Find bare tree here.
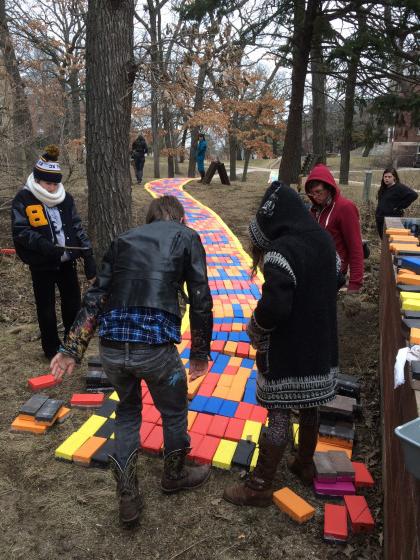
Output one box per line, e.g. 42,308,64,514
86,0,135,259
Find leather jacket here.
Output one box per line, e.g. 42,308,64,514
62,220,213,362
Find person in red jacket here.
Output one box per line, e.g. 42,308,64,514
305,164,364,292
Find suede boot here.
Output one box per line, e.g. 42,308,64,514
161,448,210,493
287,419,319,485
198,171,205,183
109,450,143,527
223,435,286,507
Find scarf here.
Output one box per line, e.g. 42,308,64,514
25,173,65,207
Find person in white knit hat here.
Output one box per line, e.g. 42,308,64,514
11,145,96,359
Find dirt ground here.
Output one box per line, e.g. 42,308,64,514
0,162,390,559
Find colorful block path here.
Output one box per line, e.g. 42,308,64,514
56,178,267,469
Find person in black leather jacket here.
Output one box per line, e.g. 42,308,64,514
11,145,96,359
50,195,213,528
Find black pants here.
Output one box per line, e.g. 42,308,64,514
133,156,145,183
30,261,81,358
376,217,384,239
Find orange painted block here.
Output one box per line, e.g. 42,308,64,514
11,416,48,434
217,374,234,388
73,436,107,465
212,386,230,399
398,268,417,276
213,306,224,318
176,340,188,353
385,228,410,235
318,434,353,450
230,357,242,366
187,375,204,399
410,328,420,345
187,411,198,430
389,235,417,243
272,487,315,523
232,323,242,332
242,306,253,318
249,346,256,359
224,341,238,356
397,273,420,286
315,441,352,458
222,305,233,317
390,243,420,254
236,367,251,379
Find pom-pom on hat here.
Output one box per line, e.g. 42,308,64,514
33,144,62,184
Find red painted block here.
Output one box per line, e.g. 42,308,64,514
187,432,204,462
140,421,155,445
197,385,214,397
324,504,348,542
215,281,224,290
236,342,250,358
235,402,254,420
213,324,221,332
224,365,239,375
194,435,221,464
352,462,374,488
232,281,241,290
28,374,60,391
70,393,104,407
143,425,163,454
142,391,154,405
221,324,231,332
183,330,191,340
224,417,245,441
189,412,213,435
142,405,160,424
344,495,374,533
211,340,225,352
207,415,229,438
249,406,268,424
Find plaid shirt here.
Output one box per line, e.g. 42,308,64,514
99,307,181,344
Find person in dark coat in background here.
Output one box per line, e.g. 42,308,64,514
196,133,207,182
11,145,96,360
375,167,418,238
223,181,338,507
131,134,148,184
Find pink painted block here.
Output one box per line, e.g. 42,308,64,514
314,480,356,496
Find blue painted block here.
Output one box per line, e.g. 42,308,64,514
250,285,261,299
249,371,257,379
241,358,254,369
180,348,190,359
238,332,250,342
203,397,224,415
243,392,258,405
211,354,230,373
189,395,209,412
228,333,240,342
213,318,224,324
216,332,229,341
219,400,239,417
232,304,244,318
210,351,219,361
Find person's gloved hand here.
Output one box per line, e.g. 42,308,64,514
341,290,362,318
246,313,273,351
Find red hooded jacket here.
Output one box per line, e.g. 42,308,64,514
305,164,364,291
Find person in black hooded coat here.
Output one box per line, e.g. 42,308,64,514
223,181,338,507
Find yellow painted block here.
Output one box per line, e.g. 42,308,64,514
212,386,230,399
400,291,420,300
224,341,237,356
272,487,315,523
242,306,252,318
223,305,233,317
224,280,233,289
110,433,115,439
315,441,352,458
410,328,420,345
236,367,252,379
55,431,91,461
213,306,224,318
230,357,242,366
232,323,242,332
187,411,198,430
249,346,256,359
187,375,204,399
110,411,116,419
241,420,262,443
227,386,246,401
212,439,237,469
293,423,299,448
250,447,259,471
109,391,119,401
402,299,420,311
77,414,107,437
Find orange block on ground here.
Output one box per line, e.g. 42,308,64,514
73,436,107,465
11,416,48,435
272,487,315,523
410,328,420,345
315,441,352,458
397,273,420,286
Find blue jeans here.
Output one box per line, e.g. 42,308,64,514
100,341,190,466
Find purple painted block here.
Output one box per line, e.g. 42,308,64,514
316,475,337,483
314,480,356,496
337,475,354,483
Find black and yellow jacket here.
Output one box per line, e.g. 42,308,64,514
11,188,96,278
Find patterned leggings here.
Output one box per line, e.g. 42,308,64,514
266,407,319,446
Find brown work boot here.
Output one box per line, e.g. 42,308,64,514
223,435,286,507
161,448,211,493
287,413,319,486
109,450,143,528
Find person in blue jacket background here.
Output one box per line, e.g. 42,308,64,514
196,133,207,182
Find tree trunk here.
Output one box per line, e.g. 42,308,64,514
241,149,251,182
0,0,35,177
229,131,237,181
86,0,135,260
279,0,320,185
162,104,174,178
188,62,207,177
68,68,81,139
339,53,360,185
179,125,187,164
311,37,326,163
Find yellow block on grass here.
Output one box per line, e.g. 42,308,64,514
241,420,262,443
55,431,91,461
212,439,237,469
272,487,315,523
77,414,107,437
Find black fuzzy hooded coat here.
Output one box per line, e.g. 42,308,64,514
249,182,338,409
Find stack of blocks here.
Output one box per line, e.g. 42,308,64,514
12,393,70,435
